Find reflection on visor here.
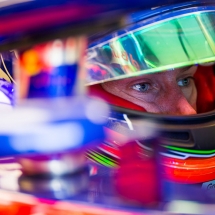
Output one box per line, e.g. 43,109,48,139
87,11,215,84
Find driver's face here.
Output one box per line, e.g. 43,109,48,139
102,66,197,115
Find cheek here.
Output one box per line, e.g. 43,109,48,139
191,88,197,110
181,84,197,108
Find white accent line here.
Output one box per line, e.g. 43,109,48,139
0,0,33,8
98,147,120,159
123,114,133,130
136,140,153,151
160,152,188,160
161,150,215,160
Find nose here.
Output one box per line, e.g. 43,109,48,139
159,81,197,115
174,96,197,115
161,94,196,115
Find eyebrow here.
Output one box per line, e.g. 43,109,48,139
174,66,193,73
125,66,195,82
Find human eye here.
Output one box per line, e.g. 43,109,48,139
132,82,150,92
177,77,194,87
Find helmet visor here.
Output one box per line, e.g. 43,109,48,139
87,11,215,85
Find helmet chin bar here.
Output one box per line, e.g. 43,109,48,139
110,105,215,150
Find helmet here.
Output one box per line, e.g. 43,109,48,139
86,0,215,203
